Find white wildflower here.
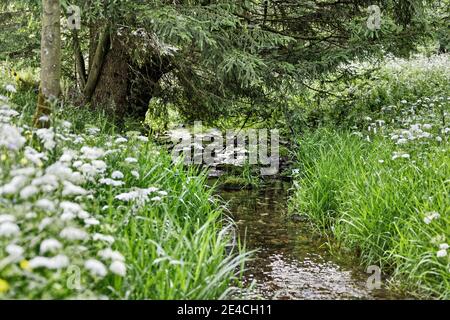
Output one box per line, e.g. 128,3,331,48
115,187,158,203
10,167,36,177
60,227,88,241
24,146,45,166
59,149,76,162
38,217,54,231
0,124,26,151
20,185,39,199
99,178,124,187
109,260,126,276
93,233,115,244
79,163,97,177
98,248,125,262
0,175,28,195
36,128,56,150
62,181,87,196
115,137,127,144
29,255,69,269
80,146,104,160
424,211,440,224
84,218,100,226
437,249,447,258
32,174,59,192
40,238,62,254
73,160,83,168
4,84,17,93
6,244,24,261
125,157,138,164
137,136,148,142
84,259,107,277
85,127,100,135
0,214,15,224
35,198,56,212
92,160,107,173
0,222,20,237
131,170,140,179
111,171,124,180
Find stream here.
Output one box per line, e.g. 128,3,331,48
217,180,403,300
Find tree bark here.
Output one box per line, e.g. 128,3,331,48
73,29,86,90
84,25,110,102
34,0,61,127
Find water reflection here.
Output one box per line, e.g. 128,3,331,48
217,180,401,300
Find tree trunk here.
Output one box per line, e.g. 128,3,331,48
73,29,86,90
34,0,61,127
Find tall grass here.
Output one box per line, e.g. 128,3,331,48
291,129,449,298
0,70,248,299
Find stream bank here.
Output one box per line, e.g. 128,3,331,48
215,180,405,300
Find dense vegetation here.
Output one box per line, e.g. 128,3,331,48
0,0,449,299
290,55,449,298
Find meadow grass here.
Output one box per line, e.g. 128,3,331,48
291,128,449,298
0,78,248,299
290,54,450,298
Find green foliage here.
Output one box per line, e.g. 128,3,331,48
2,0,440,124
278,54,449,135
0,81,248,299
289,55,450,298
291,129,449,298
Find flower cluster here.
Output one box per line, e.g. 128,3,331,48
0,98,167,298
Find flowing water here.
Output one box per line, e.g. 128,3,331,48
217,180,402,300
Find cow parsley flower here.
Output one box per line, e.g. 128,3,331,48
125,157,138,164
0,175,28,195
0,124,26,150
35,199,56,212
29,255,69,269
62,181,87,196
437,249,447,258
92,160,107,173
36,128,56,150
99,178,124,187
93,233,115,244
84,218,100,226
115,137,127,144
84,259,107,277
424,211,440,224
109,260,126,276
131,170,140,179
80,146,104,160
111,171,124,180
4,84,16,93
0,214,15,224
6,244,24,261
115,187,158,203
0,222,20,237
20,185,39,199
60,227,88,241
39,217,54,231
98,248,125,262
40,238,62,254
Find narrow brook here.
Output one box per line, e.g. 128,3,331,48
217,180,403,300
